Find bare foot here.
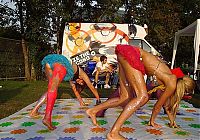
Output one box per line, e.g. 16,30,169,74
148,121,162,129
29,111,40,118
42,119,56,130
107,132,127,140
86,108,99,126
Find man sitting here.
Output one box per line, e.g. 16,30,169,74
92,55,112,88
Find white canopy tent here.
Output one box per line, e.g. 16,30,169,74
171,19,200,79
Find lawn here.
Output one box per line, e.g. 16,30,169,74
0,80,114,119
0,80,199,120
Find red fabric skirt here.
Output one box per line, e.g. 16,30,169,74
48,63,67,92
115,44,145,75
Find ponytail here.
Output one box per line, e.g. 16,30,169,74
169,76,195,117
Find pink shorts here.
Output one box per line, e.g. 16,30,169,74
115,44,145,75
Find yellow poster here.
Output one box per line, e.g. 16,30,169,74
62,23,129,65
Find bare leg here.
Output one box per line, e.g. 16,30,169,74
96,88,120,117
94,71,99,84
107,55,148,140
86,60,130,126
43,74,60,130
29,92,47,117
105,72,110,85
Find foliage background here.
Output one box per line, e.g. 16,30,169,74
0,0,200,79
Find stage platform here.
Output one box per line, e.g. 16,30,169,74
0,98,199,140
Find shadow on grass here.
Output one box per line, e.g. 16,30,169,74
57,85,114,99
0,84,29,104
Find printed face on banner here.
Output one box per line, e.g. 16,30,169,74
62,23,129,65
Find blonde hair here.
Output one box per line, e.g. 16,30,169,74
170,76,195,117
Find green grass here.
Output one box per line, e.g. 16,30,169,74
0,80,114,119
0,81,199,120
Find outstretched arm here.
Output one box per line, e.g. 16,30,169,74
149,83,176,128
148,72,177,128
163,100,179,128
69,80,85,106
79,68,100,101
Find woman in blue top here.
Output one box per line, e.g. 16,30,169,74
29,54,100,130
34,54,74,130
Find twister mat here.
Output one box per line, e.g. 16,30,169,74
0,98,199,140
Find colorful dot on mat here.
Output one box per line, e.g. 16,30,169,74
120,127,135,133
20,112,29,115
62,107,71,110
174,130,190,136
180,104,190,108
146,128,163,135
56,100,64,104
37,129,51,134
88,136,106,140
147,101,153,104
63,127,80,133
140,121,149,125
176,112,185,115
69,120,83,125
21,121,36,127
97,120,107,125
26,136,45,140
66,104,74,106
192,113,200,116
181,117,194,121
57,137,76,140
148,105,154,108
0,137,15,140
68,101,75,103
185,109,196,113
52,121,60,126
76,110,85,114
56,111,69,114
91,127,107,133
137,115,150,120
72,115,85,119
10,116,23,120
79,106,89,110
0,122,13,127
124,120,132,125
10,129,27,134
115,110,122,114
136,110,146,114
159,116,168,121
127,138,137,140
188,123,200,128
52,115,64,119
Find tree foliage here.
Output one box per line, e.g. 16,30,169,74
0,0,200,77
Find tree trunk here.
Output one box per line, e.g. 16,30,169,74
22,38,31,80
56,30,60,54
31,63,36,81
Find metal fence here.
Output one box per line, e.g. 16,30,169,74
0,37,25,80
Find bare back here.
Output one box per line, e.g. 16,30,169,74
139,48,174,84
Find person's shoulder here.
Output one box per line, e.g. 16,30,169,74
96,61,101,66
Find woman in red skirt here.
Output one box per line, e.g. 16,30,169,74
87,44,195,140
